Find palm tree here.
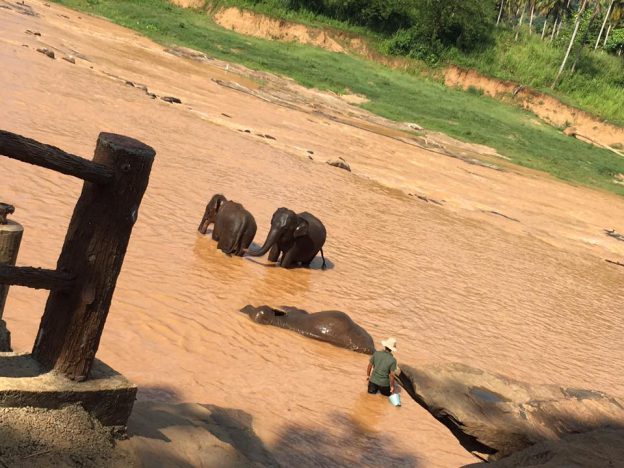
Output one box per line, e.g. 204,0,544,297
571,0,602,72
515,0,529,40
535,0,570,42
595,0,615,49
529,0,536,33
603,0,624,45
556,0,573,38
497,0,506,24
552,0,589,88
535,0,560,40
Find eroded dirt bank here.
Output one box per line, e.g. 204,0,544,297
2,1,624,466
444,66,624,149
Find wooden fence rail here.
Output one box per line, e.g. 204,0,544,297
0,130,155,381
0,130,114,185
0,265,74,290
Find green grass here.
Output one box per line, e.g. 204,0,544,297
51,0,624,196
192,0,624,126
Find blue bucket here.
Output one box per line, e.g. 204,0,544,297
389,393,401,407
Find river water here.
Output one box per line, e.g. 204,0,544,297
1,2,623,466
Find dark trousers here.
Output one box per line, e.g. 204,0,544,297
368,381,391,396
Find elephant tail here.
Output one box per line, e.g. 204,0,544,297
320,249,327,270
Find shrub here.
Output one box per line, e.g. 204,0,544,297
605,28,624,56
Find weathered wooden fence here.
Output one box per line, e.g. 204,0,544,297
0,130,155,381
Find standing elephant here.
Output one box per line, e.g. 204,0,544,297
247,208,326,269
198,194,257,257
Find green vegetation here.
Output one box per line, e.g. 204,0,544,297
207,0,624,124
51,0,624,196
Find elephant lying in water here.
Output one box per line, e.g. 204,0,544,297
198,194,257,256
240,305,375,354
247,208,326,269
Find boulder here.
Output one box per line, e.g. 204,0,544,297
326,158,351,172
36,47,55,59
464,428,624,467
397,363,624,461
161,96,182,104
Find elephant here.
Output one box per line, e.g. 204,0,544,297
247,208,326,269
198,194,257,256
240,305,375,354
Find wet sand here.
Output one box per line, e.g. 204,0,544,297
1,1,623,466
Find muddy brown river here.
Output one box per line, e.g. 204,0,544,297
1,2,623,466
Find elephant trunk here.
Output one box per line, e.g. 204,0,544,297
248,226,281,257
198,217,210,234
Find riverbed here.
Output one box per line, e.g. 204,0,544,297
1,2,623,466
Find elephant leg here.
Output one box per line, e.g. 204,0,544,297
216,237,227,252
268,244,281,263
301,250,319,268
280,247,301,269
239,225,256,257
222,220,243,255
217,233,235,255
233,229,246,257
211,226,220,242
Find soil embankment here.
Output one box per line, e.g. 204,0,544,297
2,1,624,466
445,66,624,149
215,7,346,53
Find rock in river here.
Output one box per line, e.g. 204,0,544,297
240,305,375,354
397,362,624,462
465,427,624,467
326,158,351,172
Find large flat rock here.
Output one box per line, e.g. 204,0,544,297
398,362,624,461
465,428,624,467
0,352,137,428
120,401,280,467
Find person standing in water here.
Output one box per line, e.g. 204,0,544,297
366,338,397,396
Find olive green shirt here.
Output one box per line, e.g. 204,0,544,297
369,350,397,387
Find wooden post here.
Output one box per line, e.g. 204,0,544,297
32,133,155,381
0,219,23,351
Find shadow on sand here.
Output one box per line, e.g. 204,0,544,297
126,389,420,467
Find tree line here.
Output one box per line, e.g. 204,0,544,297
497,0,624,86
267,0,623,87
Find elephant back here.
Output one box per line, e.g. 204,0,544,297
298,212,326,246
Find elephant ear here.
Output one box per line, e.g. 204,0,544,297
294,219,309,238
215,196,225,212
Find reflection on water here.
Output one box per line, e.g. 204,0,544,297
349,392,386,434
1,2,624,466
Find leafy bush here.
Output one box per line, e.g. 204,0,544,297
382,0,495,63
605,28,624,56
383,27,441,62
288,0,412,33
286,0,495,51
413,0,496,52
